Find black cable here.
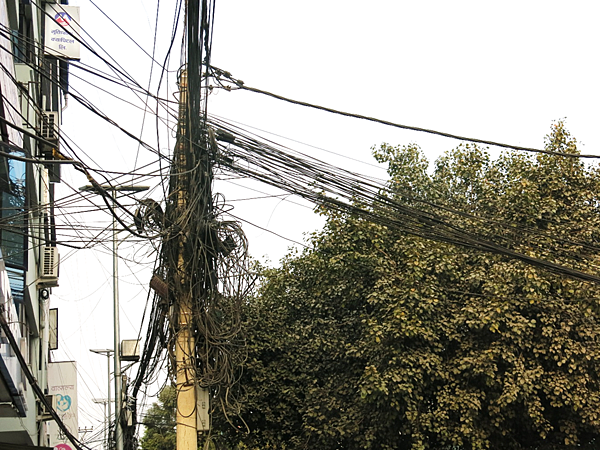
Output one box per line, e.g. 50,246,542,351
0,42,174,167
0,311,90,450
87,0,175,73
35,3,145,92
210,66,600,159
0,114,83,158
0,24,179,117
226,211,308,248
0,93,158,241
209,116,600,253
212,122,600,285
0,146,78,165
0,20,181,158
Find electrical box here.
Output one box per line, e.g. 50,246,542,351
196,387,210,431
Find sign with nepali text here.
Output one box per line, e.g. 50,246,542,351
44,4,81,60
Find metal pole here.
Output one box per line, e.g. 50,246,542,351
107,353,111,446
103,400,107,450
91,349,114,450
112,190,124,450
81,185,148,450
92,399,109,450
104,401,107,450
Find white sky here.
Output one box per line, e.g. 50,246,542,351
47,1,600,445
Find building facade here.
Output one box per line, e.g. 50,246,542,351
0,0,65,446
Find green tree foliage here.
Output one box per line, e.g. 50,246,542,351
220,123,600,450
140,386,177,450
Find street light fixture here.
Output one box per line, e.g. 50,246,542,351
90,348,113,449
90,349,113,450
92,397,112,450
81,185,149,450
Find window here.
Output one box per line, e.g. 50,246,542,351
0,151,28,306
11,2,35,65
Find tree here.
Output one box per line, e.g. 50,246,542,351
140,386,177,450
220,122,600,449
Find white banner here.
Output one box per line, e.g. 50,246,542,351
44,4,81,60
48,361,78,450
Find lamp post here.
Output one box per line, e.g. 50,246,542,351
92,397,111,450
81,185,149,450
90,349,113,450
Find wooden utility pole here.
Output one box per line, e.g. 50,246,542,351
174,69,198,450
171,1,213,447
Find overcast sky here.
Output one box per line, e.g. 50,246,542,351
48,1,600,443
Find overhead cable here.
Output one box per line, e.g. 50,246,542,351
0,312,90,450
210,66,600,159
211,119,600,284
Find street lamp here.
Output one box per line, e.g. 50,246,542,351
81,185,149,450
90,349,113,450
92,397,112,450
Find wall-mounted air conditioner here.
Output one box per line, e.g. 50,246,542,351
38,394,57,422
39,111,60,143
39,111,62,182
39,246,59,287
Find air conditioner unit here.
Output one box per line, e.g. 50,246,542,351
39,246,59,287
39,111,60,143
39,111,62,182
38,394,56,422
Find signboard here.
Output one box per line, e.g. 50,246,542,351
48,361,78,450
44,4,81,60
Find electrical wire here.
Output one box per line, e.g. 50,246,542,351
208,119,600,284
209,65,600,159
0,312,90,450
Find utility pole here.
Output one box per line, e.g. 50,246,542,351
131,3,245,446
173,69,198,450
169,2,214,448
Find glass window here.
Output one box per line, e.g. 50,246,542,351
0,152,28,270
6,266,25,314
